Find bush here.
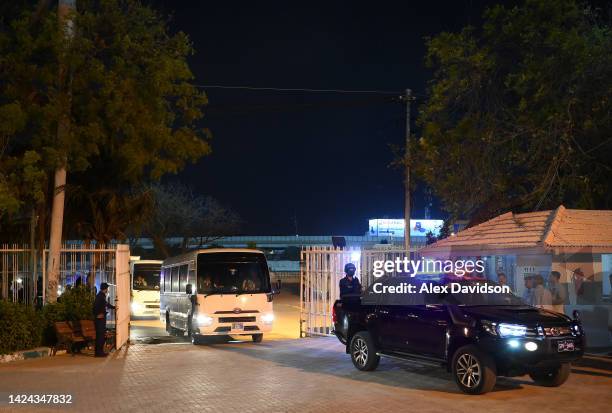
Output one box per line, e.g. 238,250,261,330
0,286,95,352
0,301,44,355
41,286,94,346
60,286,94,322
41,301,65,347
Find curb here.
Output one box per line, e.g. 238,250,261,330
0,347,66,364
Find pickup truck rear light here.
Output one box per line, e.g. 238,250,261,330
332,304,337,324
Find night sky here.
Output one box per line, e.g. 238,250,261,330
152,1,502,236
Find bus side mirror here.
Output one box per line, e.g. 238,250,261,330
185,284,193,295
572,309,581,321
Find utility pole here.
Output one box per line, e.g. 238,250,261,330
403,89,412,255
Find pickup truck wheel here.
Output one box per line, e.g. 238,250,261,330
350,331,379,371
529,363,570,387
452,345,497,394
252,334,263,343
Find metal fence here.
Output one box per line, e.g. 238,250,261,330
0,244,125,307
0,245,35,305
300,246,413,337
0,243,131,350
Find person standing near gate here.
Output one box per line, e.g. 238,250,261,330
93,282,115,357
339,263,361,297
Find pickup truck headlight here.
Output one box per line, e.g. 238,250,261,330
481,320,498,336
498,323,527,337
131,302,143,313
481,321,527,337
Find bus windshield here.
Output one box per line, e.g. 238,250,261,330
197,258,270,295
132,264,161,291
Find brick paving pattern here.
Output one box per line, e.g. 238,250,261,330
1,336,611,413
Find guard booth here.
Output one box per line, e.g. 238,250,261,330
300,246,409,337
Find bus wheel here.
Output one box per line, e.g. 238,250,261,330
252,334,263,343
188,317,200,344
191,333,202,345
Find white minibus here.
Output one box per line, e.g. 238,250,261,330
130,259,162,318
160,249,279,343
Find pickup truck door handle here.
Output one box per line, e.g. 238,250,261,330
378,309,389,315
406,313,418,319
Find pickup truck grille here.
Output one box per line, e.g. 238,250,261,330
543,326,573,337
525,327,539,338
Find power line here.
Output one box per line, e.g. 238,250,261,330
205,95,399,118
194,84,402,95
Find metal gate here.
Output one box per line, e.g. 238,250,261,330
300,246,412,337
1,243,131,350
114,245,130,349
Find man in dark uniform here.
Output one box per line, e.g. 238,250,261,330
339,263,361,297
93,282,115,357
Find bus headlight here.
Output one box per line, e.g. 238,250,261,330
261,313,274,324
196,314,213,327
131,302,143,313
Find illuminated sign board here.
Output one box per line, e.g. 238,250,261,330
368,219,444,237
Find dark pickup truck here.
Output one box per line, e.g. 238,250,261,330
332,276,585,394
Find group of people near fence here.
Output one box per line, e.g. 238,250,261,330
516,271,567,313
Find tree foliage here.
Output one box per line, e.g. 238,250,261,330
413,0,612,223
144,183,242,257
0,0,210,235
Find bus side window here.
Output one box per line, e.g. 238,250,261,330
179,265,188,292
160,268,164,292
171,266,179,292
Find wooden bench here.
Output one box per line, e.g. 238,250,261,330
53,320,115,355
72,320,115,353
73,320,96,342
53,321,86,355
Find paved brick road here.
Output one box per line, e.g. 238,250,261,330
1,336,611,413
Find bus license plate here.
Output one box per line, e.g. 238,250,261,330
232,323,243,330
557,340,575,352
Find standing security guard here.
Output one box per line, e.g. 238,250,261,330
339,263,361,297
93,282,115,357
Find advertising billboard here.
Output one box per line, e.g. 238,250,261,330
368,218,444,237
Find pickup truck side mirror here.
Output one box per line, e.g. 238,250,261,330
276,279,282,291
572,309,581,321
185,283,193,295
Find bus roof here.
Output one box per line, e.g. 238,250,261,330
162,248,265,267
132,260,163,265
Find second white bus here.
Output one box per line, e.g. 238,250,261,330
130,259,162,318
